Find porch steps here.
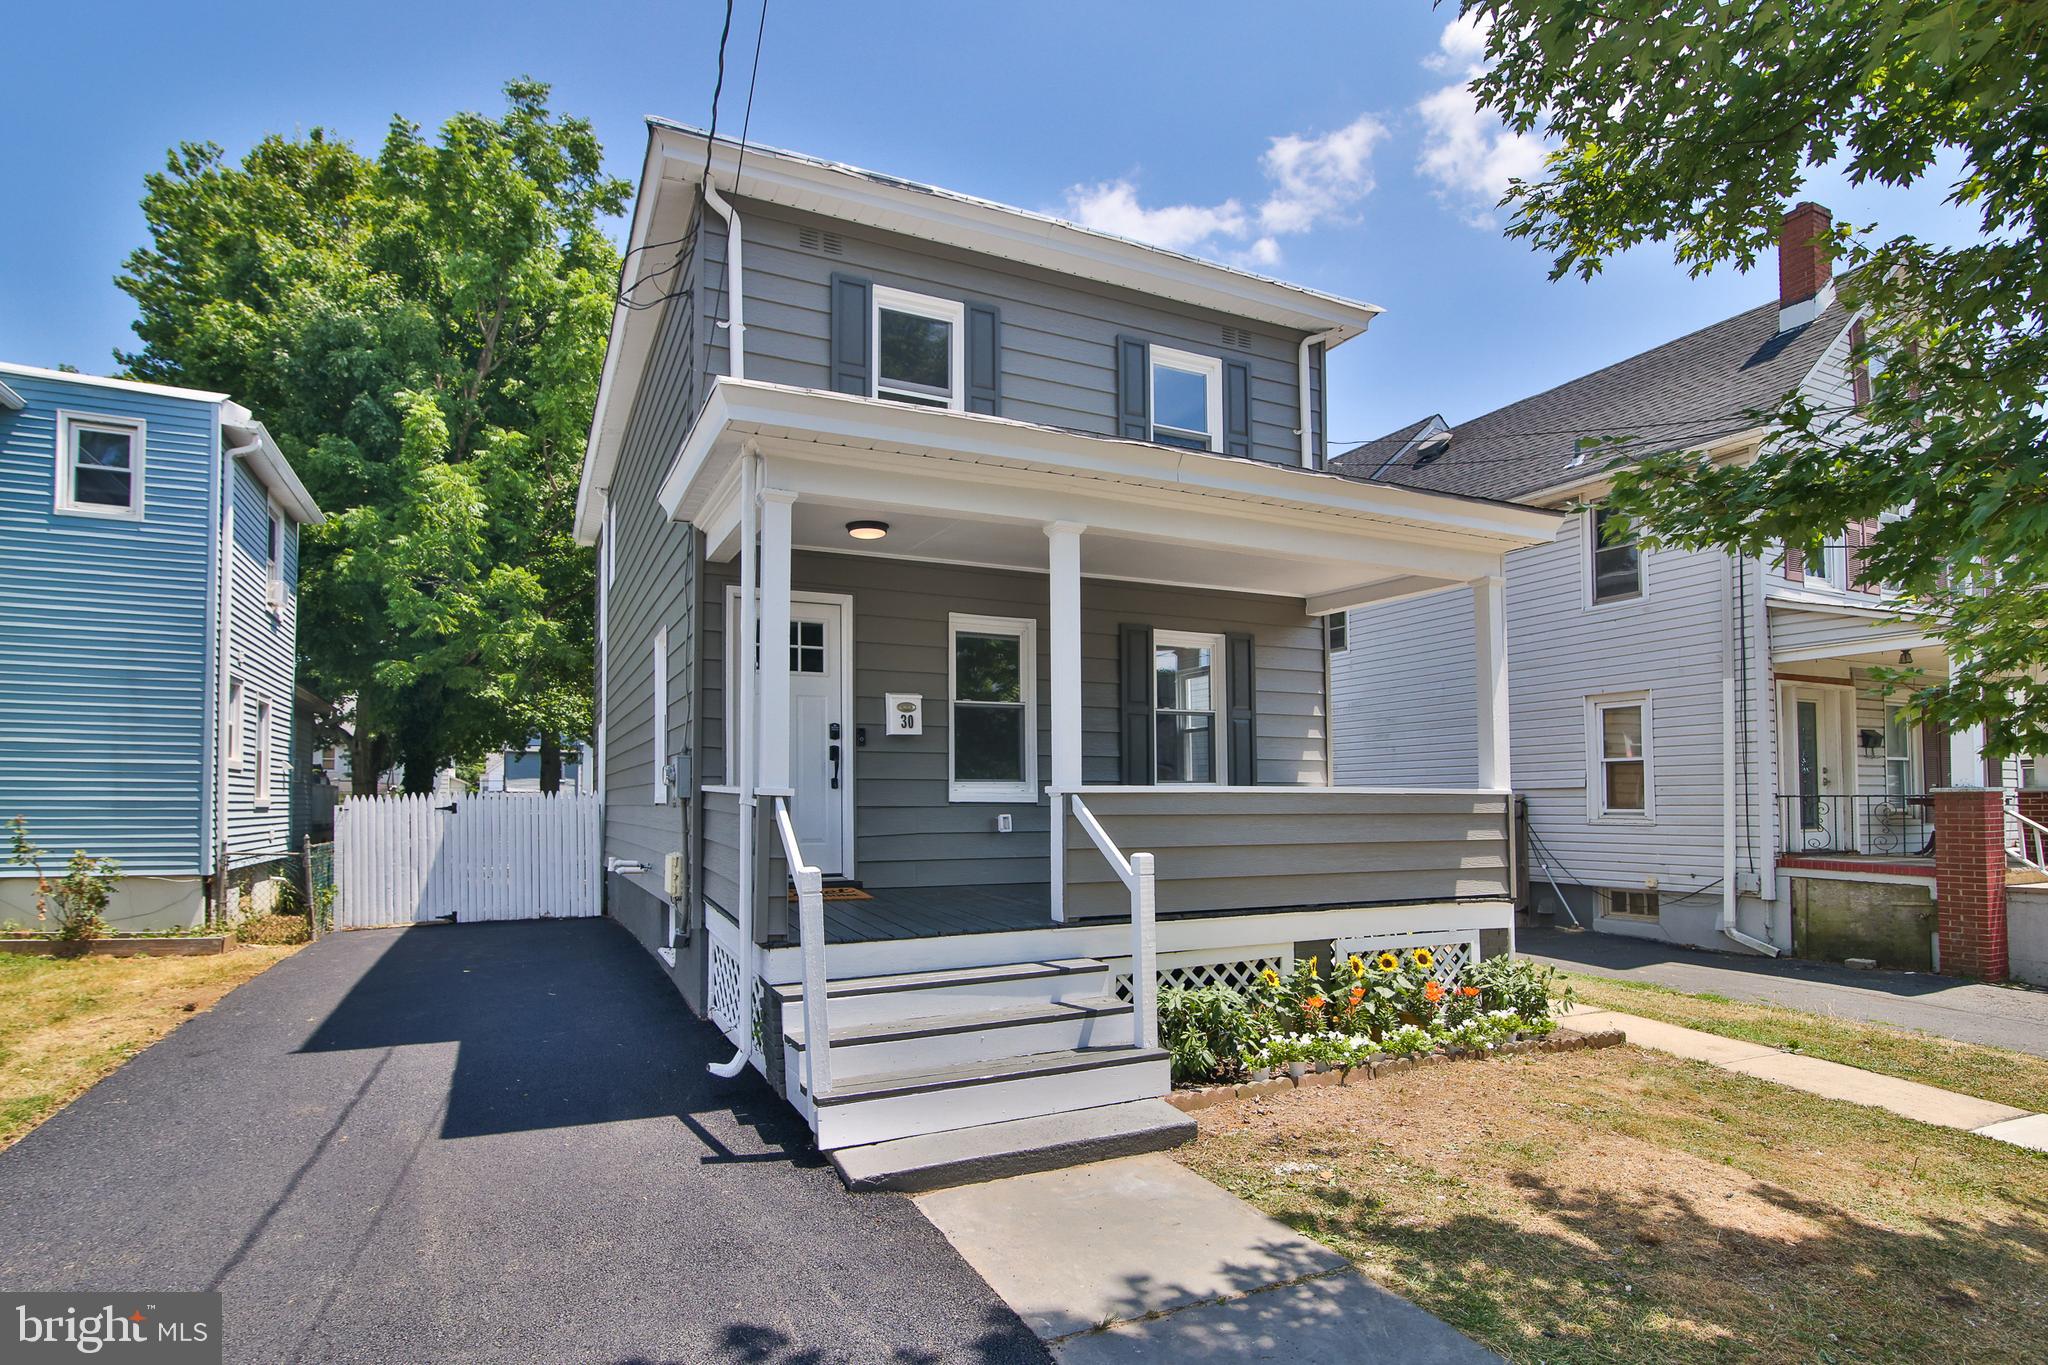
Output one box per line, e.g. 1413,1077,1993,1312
770,957,1107,1030
785,994,1134,1081
830,1098,1195,1193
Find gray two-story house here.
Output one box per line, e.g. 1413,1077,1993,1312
575,123,1559,1183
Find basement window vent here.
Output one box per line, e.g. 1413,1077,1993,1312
1220,325,1255,351
797,227,844,256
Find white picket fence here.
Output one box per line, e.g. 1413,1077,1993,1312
333,793,602,928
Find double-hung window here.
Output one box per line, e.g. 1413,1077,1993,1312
653,625,669,802
1589,505,1641,603
949,614,1036,801
253,697,274,810
55,411,145,519
1590,695,1650,818
1884,704,1918,799
226,678,246,768
1149,347,1223,451
264,506,285,611
1326,613,1348,654
874,287,965,409
1155,631,1225,784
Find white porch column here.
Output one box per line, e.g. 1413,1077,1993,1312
757,489,797,797
1046,521,1086,923
1950,721,1989,788
1472,574,1511,790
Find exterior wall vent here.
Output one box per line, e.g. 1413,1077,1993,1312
1220,326,1255,351
798,227,844,256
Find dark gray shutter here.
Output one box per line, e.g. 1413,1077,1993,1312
1226,633,1257,785
1222,359,1252,459
966,302,1002,415
829,273,872,395
1119,623,1155,784
1114,336,1150,440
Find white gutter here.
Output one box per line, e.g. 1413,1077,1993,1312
1297,329,1342,468
701,178,746,380
1721,551,1778,956
709,444,761,1079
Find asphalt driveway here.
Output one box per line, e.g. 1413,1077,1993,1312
1522,924,2048,1058
0,919,1048,1364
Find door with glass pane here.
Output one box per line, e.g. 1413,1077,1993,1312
787,600,848,876
1783,686,1846,849
1155,632,1224,784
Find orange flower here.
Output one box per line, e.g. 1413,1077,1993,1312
1459,985,1481,998
1423,981,1446,1004
1349,986,1365,1005
1304,995,1326,1010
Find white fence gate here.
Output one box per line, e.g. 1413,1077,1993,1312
333,793,602,928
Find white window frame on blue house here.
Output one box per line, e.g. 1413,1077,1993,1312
54,410,146,521
253,695,275,811
226,678,246,769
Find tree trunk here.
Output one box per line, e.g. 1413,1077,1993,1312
539,731,563,794
348,730,380,796
402,753,438,795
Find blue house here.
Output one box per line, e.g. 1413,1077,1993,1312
0,362,323,929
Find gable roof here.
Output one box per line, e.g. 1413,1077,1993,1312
1347,291,1857,504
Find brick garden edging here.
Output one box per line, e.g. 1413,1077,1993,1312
1164,1028,1628,1113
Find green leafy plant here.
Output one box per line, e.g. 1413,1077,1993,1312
8,816,119,941
1158,984,1259,1085
1465,954,1571,1020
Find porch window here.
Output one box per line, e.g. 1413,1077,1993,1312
1589,505,1641,603
874,286,964,410
55,411,145,519
1149,346,1222,451
1590,695,1650,818
1155,631,1225,784
1884,704,1917,799
948,614,1037,801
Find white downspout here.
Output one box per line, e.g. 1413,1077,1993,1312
1721,551,1778,956
214,434,259,922
701,177,746,381
710,444,761,1078
1296,330,1341,468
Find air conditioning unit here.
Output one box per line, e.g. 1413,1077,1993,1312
266,578,286,612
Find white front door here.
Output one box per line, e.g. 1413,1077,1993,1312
1782,685,1848,849
786,598,851,877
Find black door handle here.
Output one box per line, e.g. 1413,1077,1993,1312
436,802,458,813
829,743,841,789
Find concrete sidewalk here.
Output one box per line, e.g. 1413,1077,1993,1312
1559,1004,2048,1151
916,1154,1498,1362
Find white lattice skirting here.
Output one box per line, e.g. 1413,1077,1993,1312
1110,947,1291,1002
706,918,746,1046
1331,931,1481,985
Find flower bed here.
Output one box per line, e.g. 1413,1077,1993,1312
1159,949,1577,1092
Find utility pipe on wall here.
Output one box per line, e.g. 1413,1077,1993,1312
701,176,746,381
1721,551,1778,956
1296,330,1342,468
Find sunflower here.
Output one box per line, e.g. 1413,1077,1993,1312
1348,954,1367,978
1410,947,1437,971
1260,967,1281,987
1373,951,1401,973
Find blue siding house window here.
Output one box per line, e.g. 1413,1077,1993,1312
55,410,146,519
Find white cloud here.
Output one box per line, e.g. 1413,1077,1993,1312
1415,14,1551,226
1063,115,1387,267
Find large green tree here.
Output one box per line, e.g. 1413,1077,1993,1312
1464,1,2048,757
119,80,627,790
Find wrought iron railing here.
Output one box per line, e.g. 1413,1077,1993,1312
1778,792,1935,857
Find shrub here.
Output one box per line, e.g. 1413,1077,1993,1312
8,816,118,941
1158,984,1258,1085
1464,954,1571,1019
235,913,312,946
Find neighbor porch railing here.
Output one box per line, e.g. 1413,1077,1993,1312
773,796,832,1100
1070,795,1158,1050
2005,793,2048,873
1777,792,1935,857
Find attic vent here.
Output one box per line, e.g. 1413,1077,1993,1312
1220,326,1255,351
797,227,844,256
1410,431,1454,469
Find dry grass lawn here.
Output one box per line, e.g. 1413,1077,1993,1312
1564,972,2048,1115
0,946,298,1151
1180,1045,2048,1364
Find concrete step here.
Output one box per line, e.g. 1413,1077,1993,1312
810,1045,1170,1151
784,994,1134,1086
771,957,1109,1031
830,1098,1196,1193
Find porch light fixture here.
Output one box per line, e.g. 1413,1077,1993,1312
1898,649,1914,665
845,520,890,541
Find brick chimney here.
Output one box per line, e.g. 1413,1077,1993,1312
1778,201,1835,332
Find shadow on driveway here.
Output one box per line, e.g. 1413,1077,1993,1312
0,918,1047,1365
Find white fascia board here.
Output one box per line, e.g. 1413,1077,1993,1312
1765,589,1933,622
0,378,22,410
0,361,230,404
647,123,1383,341
575,132,672,545
223,418,323,523
1305,575,1466,616
1771,630,1944,664
1516,427,1768,508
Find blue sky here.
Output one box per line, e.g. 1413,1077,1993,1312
0,1,1978,447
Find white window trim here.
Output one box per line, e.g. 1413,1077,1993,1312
1154,628,1229,786
1601,889,1660,922
1586,691,1653,823
226,678,246,769
873,285,966,411
264,501,287,612
1583,504,1645,609
1325,612,1348,654
948,612,1038,803
252,695,274,811
1883,702,1920,798
1148,346,1224,451
54,409,146,520
653,624,669,804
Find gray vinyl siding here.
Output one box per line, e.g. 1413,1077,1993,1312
699,552,1326,892
222,458,300,864
1768,605,1913,656
706,200,1313,467
1330,590,1476,786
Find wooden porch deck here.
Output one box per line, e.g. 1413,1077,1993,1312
822,883,1053,944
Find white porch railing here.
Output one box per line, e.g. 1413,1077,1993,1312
774,797,832,1100
2006,793,2048,873
1070,794,1158,1049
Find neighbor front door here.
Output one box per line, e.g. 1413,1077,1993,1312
786,597,850,878
1784,685,1847,849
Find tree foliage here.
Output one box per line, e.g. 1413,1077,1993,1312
118,80,628,790
1465,0,2048,756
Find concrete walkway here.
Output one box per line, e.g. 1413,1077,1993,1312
1523,924,2048,1057
1559,1004,2048,1152
915,1154,1498,1362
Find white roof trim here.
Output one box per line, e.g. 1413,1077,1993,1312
222,404,323,524
0,361,230,404
0,378,21,410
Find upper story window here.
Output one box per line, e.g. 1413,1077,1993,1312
1589,505,1642,604
226,678,246,769
874,286,964,410
1149,347,1223,451
1326,613,1348,654
253,696,274,810
56,411,145,520
264,506,285,611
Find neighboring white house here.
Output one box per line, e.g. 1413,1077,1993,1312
1332,206,2024,966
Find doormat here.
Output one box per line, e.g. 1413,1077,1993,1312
790,885,873,902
